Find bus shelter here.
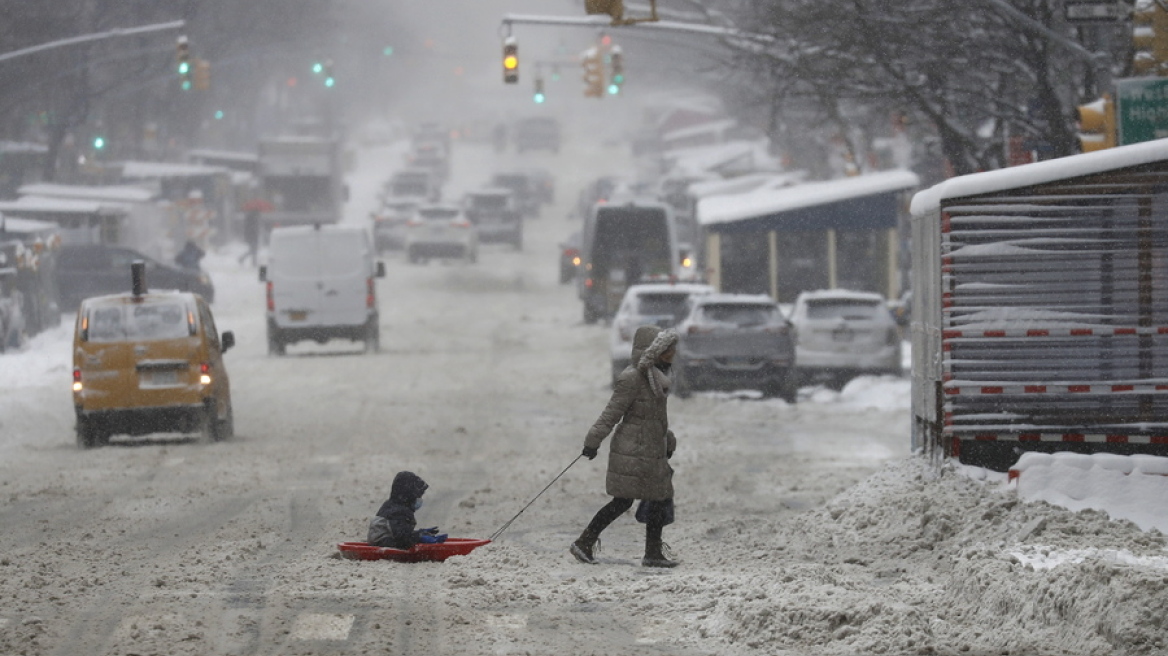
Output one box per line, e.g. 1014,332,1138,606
696,170,919,303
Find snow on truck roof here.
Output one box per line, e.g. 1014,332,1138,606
910,138,1168,215
0,196,123,215
698,170,919,226
121,161,230,179
19,183,157,203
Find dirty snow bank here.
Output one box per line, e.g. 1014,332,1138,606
424,457,1168,656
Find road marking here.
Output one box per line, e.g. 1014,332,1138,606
290,613,354,641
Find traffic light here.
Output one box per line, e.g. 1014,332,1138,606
323,59,335,87
93,136,106,150
534,76,546,104
312,61,324,75
582,48,604,98
193,59,210,91
503,37,519,84
176,36,191,90
1078,94,1116,152
1133,0,1168,75
609,46,624,94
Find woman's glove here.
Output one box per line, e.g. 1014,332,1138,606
582,446,598,460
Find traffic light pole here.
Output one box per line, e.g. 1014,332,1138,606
0,20,184,65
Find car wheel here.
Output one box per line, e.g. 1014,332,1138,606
267,324,285,356
218,403,235,440
76,416,97,449
583,304,599,325
200,401,219,443
673,366,693,399
365,319,380,353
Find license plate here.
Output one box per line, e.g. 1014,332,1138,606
288,310,308,321
832,328,854,342
141,369,179,387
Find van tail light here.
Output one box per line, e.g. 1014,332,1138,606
688,325,713,335
407,219,424,228
266,281,275,312
453,219,472,229
199,362,212,386
367,278,376,308
72,369,83,393
584,278,594,289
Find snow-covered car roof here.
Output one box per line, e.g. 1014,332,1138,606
910,138,1168,216
795,289,887,304
692,293,777,306
466,188,512,197
623,282,714,298
19,183,157,203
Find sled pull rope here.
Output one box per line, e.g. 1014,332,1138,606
489,455,582,541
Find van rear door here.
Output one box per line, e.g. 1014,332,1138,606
315,230,372,327
269,230,324,328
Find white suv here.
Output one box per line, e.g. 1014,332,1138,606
789,289,902,389
608,282,714,385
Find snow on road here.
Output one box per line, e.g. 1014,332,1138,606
1,138,1166,656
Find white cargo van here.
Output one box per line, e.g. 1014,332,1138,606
260,225,385,355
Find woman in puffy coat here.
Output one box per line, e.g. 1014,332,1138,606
571,325,679,568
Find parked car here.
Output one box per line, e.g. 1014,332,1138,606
72,263,235,447
674,293,798,402
57,243,214,311
558,230,581,284
404,204,478,264
609,282,714,385
789,289,902,389
261,225,385,355
463,189,522,250
371,197,421,252
490,171,541,218
513,116,561,153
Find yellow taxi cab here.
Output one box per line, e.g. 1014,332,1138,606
72,262,234,447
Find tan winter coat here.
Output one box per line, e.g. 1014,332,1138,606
584,325,678,501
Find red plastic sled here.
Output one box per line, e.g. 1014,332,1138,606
337,538,491,563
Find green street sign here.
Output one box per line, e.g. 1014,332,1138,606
1116,77,1168,145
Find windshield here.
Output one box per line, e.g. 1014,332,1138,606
805,299,883,321
469,195,508,211
419,208,460,221
87,301,192,343
637,293,691,322
701,303,778,327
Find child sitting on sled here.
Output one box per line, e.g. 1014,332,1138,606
368,471,445,549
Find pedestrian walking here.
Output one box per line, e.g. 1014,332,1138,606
571,325,681,568
238,209,260,267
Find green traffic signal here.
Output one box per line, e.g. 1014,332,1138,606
312,62,324,74
325,77,335,88
182,79,192,91
534,92,546,104
383,46,394,56
607,83,619,95
178,61,190,75
93,136,105,150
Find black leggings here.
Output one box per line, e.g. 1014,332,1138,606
586,497,667,542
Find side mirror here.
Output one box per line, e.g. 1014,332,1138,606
258,265,267,282
220,330,235,353
376,261,386,278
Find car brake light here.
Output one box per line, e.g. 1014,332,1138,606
72,368,82,392
407,219,423,228
199,362,212,386
585,278,593,289
453,219,472,228
266,281,274,312
367,278,376,308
